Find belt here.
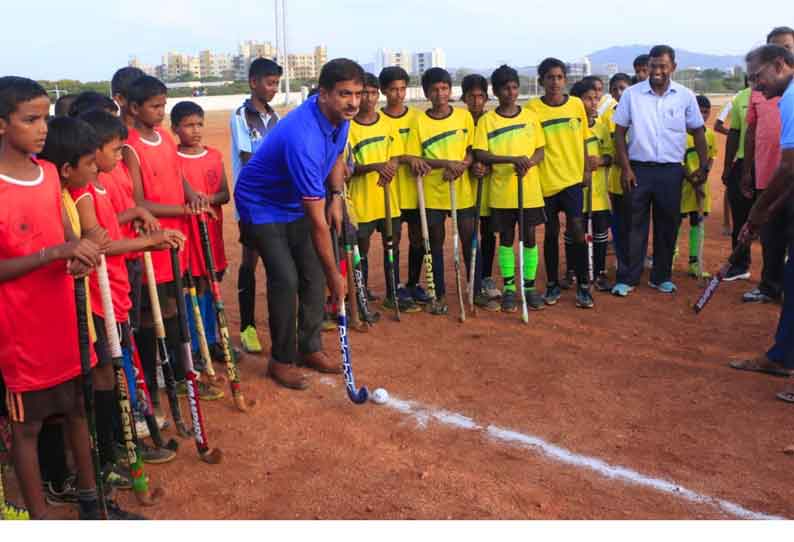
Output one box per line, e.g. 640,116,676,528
630,161,680,168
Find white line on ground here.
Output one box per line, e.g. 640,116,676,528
334,383,783,520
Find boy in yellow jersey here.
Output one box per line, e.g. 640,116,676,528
378,66,432,307
572,79,614,292
604,73,633,275
474,65,546,313
406,68,476,315
462,74,501,311
679,95,717,278
528,58,594,309
348,74,420,313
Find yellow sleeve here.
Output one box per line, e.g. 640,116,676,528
473,114,488,152
464,110,475,149
579,101,592,141
532,115,546,150
405,115,422,157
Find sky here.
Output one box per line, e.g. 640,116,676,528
0,0,784,81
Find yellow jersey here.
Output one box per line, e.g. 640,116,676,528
472,107,546,210
681,128,717,214
382,106,420,210
406,107,475,211
347,114,402,224
62,188,96,343
602,104,625,196
527,96,591,198
470,115,491,217
584,117,613,213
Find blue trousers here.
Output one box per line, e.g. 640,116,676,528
767,241,794,369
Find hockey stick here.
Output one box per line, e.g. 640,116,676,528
518,173,529,324
384,184,400,322
184,270,224,386
693,244,748,314
340,208,366,332
697,187,706,284
469,175,484,316
96,256,164,505
342,185,379,326
416,176,439,311
196,215,255,412
142,251,192,438
75,278,108,519
332,227,369,405
585,177,595,285
450,181,466,323
170,249,223,464
125,329,178,452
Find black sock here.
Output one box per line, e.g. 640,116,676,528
134,326,159,409
361,257,369,291
38,422,69,489
408,245,423,287
165,317,186,382
563,233,574,276
78,488,99,518
575,243,589,286
95,389,118,467
238,262,256,331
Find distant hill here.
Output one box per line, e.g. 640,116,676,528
588,45,744,73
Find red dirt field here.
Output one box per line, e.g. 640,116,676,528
6,105,794,520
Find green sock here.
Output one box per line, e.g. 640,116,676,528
689,224,701,261
499,246,516,293
524,246,539,288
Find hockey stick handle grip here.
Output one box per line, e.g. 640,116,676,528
142,252,167,340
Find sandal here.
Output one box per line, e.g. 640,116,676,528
729,359,793,378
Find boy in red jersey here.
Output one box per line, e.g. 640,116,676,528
171,101,230,367
122,75,214,407
0,76,116,520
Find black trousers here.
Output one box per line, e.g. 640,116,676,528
725,159,753,271
240,217,325,364
760,190,787,298
617,164,684,286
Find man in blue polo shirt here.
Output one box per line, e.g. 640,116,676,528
235,58,364,390
612,45,709,297
730,45,794,383
231,58,282,355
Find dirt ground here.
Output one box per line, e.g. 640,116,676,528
8,101,794,520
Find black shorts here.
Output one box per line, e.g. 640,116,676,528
401,209,420,225
5,376,85,424
139,281,179,313
490,208,547,233
427,207,477,227
356,217,402,239
544,184,584,220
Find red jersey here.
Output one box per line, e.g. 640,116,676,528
70,183,132,323
0,159,83,393
125,127,188,283
100,164,140,261
178,146,228,275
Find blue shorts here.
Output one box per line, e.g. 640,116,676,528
544,184,584,220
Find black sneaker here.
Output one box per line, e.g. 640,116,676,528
723,266,751,282
408,285,432,305
44,474,79,507
428,296,449,316
103,463,133,491
595,274,612,292
525,289,545,311
501,290,518,313
559,270,576,290
742,287,777,303
79,498,146,520
576,286,595,309
383,296,422,313
140,442,177,465
474,291,501,312
544,283,562,306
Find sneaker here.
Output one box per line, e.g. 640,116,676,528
209,343,226,363
103,463,133,491
688,263,712,279
742,288,776,303
475,291,501,312
594,274,612,292
501,290,518,313
409,285,432,305
397,285,414,303
576,286,595,309
649,281,677,294
428,296,449,316
44,474,79,507
525,289,545,311
544,283,562,306
366,289,380,302
611,283,635,298
176,381,224,401
724,266,751,282
1,502,30,520
140,442,177,465
79,499,146,520
383,296,422,313
240,326,263,354
482,277,502,299
134,415,150,439
361,308,381,324
559,270,576,290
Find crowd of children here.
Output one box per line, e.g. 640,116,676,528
0,48,740,521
